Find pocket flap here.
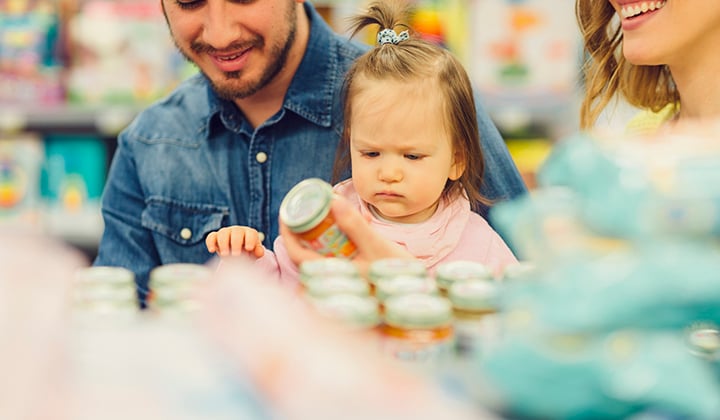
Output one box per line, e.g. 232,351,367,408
141,197,228,245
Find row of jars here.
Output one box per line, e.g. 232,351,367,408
72,258,536,366
299,258,536,365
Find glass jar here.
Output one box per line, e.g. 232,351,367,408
500,261,538,282
148,263,212,315
375,275,438,313
435,260,492,296
448,280,501,360
380,293,454,365
310,294,381,332
279,178,357,258
73,266,138,318
304,276,370,299
368,258,427,295
299,257,360,289
686,323,720,361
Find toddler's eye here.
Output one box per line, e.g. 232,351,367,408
176,0,204,10
362,151,380,158
405,154,421,160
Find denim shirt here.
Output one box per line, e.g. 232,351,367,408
95,2,527,303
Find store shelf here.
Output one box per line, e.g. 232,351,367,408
0,105,139,136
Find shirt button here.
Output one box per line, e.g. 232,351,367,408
180,228,192,240
258,232,266,243
256,152,268,163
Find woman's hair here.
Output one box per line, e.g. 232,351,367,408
576,0,678,129
332,0,489,210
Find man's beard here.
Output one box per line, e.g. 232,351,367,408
176,5,297,100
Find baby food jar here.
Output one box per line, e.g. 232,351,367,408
299,257,361,289
500,261,538,283
368,258,427,295
310,294,381,332
279,178,357,258
435,260,492,296
380,293,454,365
148,263,212,315
448,279,500,360
73,266,138,317
375,275,438,313
304,276,371,299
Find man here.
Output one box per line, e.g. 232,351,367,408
95,0,526,305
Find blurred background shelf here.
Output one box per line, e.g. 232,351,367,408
0,0,584,259
0,105,139,135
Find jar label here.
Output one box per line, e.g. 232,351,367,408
302,223,357,258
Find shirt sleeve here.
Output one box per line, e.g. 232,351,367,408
264,236,301,290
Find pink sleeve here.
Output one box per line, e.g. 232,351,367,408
266,236,302,290
438,213,518,277
252,250,281,282
484,231,519,276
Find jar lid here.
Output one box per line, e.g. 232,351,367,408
73,267,138,311
150,263,212,288
311,294,380,329
686,325,720,357
299,257,359,285
305,276,370,298
375,275,438,303
75,284,137,303
279,178,333,233
435,260,491,290
448,280,498,311
501,262,537,281
75,266,135,287
384,293,452,329
368,258,427,285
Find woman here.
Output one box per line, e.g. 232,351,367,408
576,0,720,132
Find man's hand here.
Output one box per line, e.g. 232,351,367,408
280,195,413,276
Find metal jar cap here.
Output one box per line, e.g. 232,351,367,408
384,293,453,329
279,178,333,233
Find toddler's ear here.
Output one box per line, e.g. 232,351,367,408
449,152,465,181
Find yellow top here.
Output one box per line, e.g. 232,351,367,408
625,103,679,136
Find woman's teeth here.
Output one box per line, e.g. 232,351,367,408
621,1,666,19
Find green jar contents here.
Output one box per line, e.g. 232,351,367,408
148,263,212,314
380,293,454,364
368,258,427,294
310,294,381,331
304,276,370,299
279,178,357,258
73,266,138,316
375,275,438,312
448,280,501,360
299,257,360,289
435,260,492,295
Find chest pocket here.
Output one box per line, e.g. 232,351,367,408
141,197,229,246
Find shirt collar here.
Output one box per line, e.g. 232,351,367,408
283,2,341,128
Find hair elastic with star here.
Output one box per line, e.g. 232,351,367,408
376,28,410,45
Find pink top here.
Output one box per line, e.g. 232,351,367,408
255,179,518,285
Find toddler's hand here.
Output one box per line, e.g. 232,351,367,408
206,226,265,258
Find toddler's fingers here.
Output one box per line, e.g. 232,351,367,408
206,232,218,253
253,245,265,258
230,228,248,256
216,229,232,256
